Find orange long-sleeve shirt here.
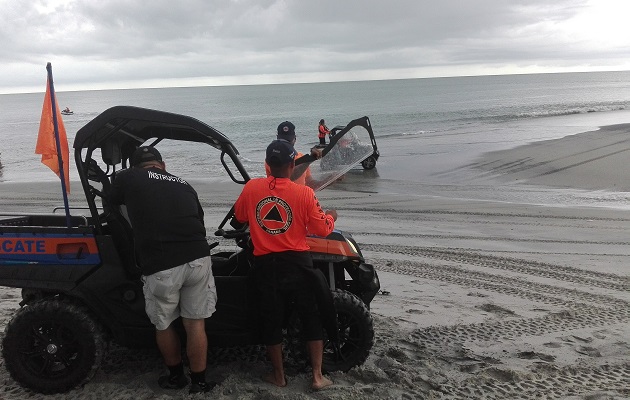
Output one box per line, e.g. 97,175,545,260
233,176,334,256
318,124,330,138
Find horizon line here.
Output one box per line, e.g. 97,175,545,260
2,68,629,96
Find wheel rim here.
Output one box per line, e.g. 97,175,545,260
362,156,375,169
19,321,82,378
323,310,363,363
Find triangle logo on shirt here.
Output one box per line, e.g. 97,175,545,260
256,196,293,235
263,205,283,222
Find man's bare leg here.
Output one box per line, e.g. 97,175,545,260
182,318,208,373
307,340,333,390
263,344,287,387
155,326,182,366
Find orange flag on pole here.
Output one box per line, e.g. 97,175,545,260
35,75,70,193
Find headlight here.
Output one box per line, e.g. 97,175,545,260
346,238,359,255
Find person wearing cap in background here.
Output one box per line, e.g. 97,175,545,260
265,121,322,187
109,146,217,394
234,139,337,391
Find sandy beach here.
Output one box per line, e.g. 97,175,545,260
1,124,629,399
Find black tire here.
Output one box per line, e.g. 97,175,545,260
361,155,377,170
2,299,105,394
322,290,374,372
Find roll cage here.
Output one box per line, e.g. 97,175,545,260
72,106,250,233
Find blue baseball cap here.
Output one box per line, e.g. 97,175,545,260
277,121,296,141
266,139,297,166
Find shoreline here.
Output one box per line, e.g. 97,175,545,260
4,121,630,209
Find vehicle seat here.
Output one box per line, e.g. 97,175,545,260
105,209,141,279
89,161,142,279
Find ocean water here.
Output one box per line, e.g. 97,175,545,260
1,71,630,206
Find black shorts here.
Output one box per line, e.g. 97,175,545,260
254,252,323,345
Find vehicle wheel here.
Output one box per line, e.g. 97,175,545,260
2,299,105,394
361,156,377,170
322,290,374,372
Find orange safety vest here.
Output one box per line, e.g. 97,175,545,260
318,124,329,139
233,177,334,256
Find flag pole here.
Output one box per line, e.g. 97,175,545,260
46,62,72,228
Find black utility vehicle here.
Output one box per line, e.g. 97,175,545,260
328,123,380,170
0,106,380,394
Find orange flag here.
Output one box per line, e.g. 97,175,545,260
35,77,70,193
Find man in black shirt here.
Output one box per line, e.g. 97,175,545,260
110,146,217,393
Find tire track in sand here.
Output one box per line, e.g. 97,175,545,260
363,243,630,292
366,249,629,399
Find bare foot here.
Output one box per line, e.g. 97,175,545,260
262,373,287,388
312,376,333,391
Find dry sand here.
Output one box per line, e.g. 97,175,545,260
1,125,630,399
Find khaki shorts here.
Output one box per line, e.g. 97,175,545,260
143,255,217,331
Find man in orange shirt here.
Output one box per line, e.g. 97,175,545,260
234,139,336,390
265,121,321,187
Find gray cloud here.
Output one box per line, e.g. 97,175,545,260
1,0,627,93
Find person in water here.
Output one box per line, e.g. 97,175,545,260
318,119,330,145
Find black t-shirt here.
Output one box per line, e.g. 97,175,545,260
110,166,210,275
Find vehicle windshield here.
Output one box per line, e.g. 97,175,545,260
292,123,374,192
218,117,374,231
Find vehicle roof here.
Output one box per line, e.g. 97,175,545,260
73,105,238,156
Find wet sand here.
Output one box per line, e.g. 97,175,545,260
470,123,630,192
1,124,630,399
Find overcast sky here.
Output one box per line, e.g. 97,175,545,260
1,0,629,94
